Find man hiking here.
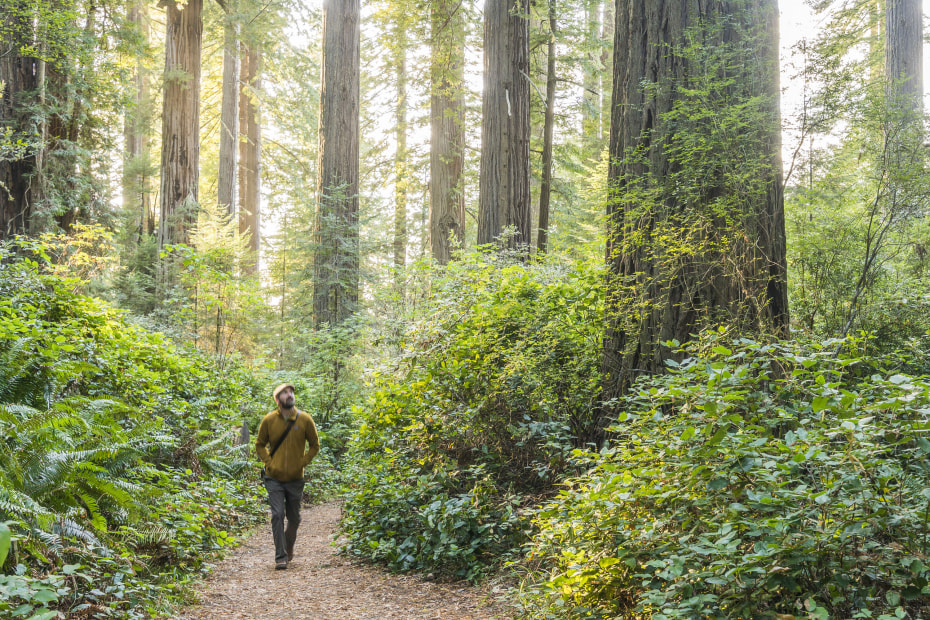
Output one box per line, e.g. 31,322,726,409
256,383,321,569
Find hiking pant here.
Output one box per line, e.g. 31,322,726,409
263,476,304,564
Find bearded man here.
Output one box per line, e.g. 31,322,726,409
255,383,320,569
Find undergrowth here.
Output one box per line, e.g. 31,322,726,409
0,239,268,619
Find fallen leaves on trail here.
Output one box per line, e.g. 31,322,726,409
179,502,514,620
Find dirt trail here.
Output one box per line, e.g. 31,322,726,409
178,502,514,620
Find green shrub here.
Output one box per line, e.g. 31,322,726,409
342,252,603,578
0,241,267,618
521,333,930,619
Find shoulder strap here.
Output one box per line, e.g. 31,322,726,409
268,416,297,459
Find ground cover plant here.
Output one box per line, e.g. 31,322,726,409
341,251,604,580
0,240,268,619
520,332,930,619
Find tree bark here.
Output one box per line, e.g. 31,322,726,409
477,0,531,250
0,1,37,239
158,0,203,249
581,0,601,155
885,0,923,116
599,0,788,438
429,0,466,265
239,43,261,272
393,19,408,271
537,0,557,254
123,1,153,241
313,0,360,327
218,8,239,217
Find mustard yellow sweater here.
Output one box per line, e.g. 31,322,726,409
255,409,320,482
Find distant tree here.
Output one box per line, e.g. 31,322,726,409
429,0,466,264
313,0,359,327
0,1,39,238
537,0,557,254
599,0,788,436
217,0,239,217
477,0,531,249
157,0,203,249
885,0,922,116
393,9,408,272
238,42,261,272
123,0,155,242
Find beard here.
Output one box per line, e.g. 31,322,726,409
279,395,295,410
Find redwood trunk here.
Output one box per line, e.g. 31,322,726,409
218,13,240,216
429,0,466,264
239,44,261,272
394,23,408,270
885,0,923,115
537,0,557,254
477,0,531,249
599,0,788,435
313,0,360,327
0,2,37,238
158,0,203,249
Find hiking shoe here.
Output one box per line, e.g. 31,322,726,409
275,561,287,570
287,545,295,562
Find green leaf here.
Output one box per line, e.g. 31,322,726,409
886,590,901,607
0,522,9,568
26,611,58,620
917,438,930,455
707,427,728,446
812,397,829,413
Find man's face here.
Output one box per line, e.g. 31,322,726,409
277,387,295,409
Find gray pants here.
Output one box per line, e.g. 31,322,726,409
263,476,304,564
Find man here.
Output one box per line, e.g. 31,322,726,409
256,383,321,569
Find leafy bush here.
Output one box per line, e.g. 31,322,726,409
0,240,267,617
521,333,930,619
342,252,604,578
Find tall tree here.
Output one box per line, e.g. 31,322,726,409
429,0,466,264
157,0,203,249
599,0,788,435
393,13,408,272
885,0,922,116
217,0,239,216
123,0,154,241
313,0,360,327
537,0,557,254
0,1,38,238
477,0,531,249
238,42,261,272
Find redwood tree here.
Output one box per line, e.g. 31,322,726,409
477,0,531,249
313,0,360,327
599,0,788,435
429,0,466,264
157,0,203,249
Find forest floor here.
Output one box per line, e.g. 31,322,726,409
177,502,516,620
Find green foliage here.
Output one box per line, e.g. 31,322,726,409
0,240,267,618
521,333,930,618
342,251,604,579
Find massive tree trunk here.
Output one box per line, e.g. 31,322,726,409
238,43,261,272
537,0,557,254
477,0,531,249
157,0,203,249
393,19,408,271
885,0,922,115
217,5,239,217
599,0,788,437
429,0,466,264
313,0,360,327
0,1,37,239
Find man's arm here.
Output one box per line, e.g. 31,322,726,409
255,417,271,464
301,415,321,466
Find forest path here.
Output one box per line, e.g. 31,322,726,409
178,502,514,620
